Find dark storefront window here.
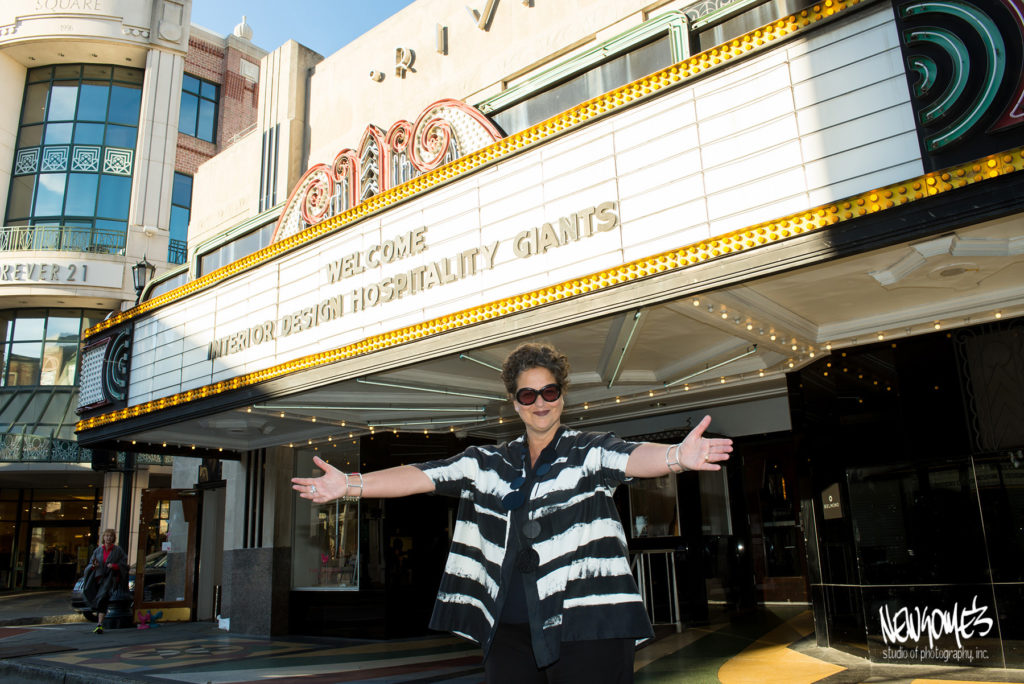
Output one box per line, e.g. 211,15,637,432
5,65,143,253
179,74,219,142
28,489,97,521
0,487,100,590
0,490,19,589
791,321,1024,668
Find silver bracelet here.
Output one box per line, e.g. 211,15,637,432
666,443,685,473
344,472,364,500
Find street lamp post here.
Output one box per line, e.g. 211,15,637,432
132,256,155,305
118,257,155,575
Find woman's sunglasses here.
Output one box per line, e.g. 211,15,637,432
514,383,561,405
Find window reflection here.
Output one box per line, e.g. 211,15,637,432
0,309,103,388
974,453,1024,582
97,175,131,220
848,459,988,585
44,123,72,145
18,125,43,148
179,92,198,136
8,177,35,219
83,65,112,80
65,174,99,216
73,122,104,144
5,64,142,235
179,74,219,142
34,174,67,216
22,84,48,124
12,311,45,341
76,83,109,121
47,84,78,121
7,342,42,385
104,124,137,149
53,65,80,80
108,85,141,126
170,173,192,251
293,453,361,590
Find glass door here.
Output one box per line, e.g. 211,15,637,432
134,489,200,621
26,524,93,588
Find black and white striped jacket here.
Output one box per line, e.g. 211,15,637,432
413,426,653,666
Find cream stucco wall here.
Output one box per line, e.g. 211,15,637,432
188,127,262,248
304,0,684,165
0,51,26,222
0,0,190,64
185,0,697,243
126,47,185,266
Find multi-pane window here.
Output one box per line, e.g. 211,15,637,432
147,270,188,300
489,35,673,135
0,309,107,387
6,65,144,249
198,222,274,276
178,74,219,142
169,173,192,264
691,0,811,52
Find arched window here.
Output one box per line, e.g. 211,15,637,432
5,65,144,254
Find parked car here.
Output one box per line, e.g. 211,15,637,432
129,550,167,602
70,550,167,620
70,574,98,622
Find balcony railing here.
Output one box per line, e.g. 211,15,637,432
168,238,187,264
0,225,126,255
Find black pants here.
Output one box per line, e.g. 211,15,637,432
484,623,635,684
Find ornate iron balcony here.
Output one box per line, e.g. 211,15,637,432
0,224,127,255
168,238,187,265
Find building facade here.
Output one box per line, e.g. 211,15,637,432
76,0,1022,670
0,0,264,592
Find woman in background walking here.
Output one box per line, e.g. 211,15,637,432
84,528,128,634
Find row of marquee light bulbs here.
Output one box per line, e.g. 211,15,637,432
221,303,1014,450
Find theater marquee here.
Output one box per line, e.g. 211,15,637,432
208,201,618,360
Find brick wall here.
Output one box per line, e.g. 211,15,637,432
176,35,259,177
221,47,260,145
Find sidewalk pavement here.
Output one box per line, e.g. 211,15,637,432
2,590,1024,683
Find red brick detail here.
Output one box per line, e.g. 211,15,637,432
177,36,260,171
175,132,217,176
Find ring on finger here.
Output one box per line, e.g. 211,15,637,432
310,485,317,494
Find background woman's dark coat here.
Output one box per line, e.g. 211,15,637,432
81,544,129,610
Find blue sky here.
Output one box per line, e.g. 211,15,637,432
190,1,418,57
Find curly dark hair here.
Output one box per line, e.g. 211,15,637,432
500,343,570,394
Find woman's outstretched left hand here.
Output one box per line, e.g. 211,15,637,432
291,455,348,503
